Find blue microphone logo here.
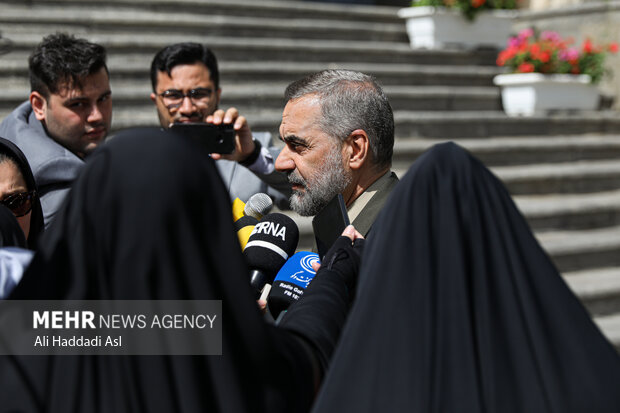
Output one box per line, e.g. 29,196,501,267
274,251,319,289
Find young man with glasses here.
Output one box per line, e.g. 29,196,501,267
150,42,289,207
0,33,112,228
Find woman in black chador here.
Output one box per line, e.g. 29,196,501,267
0,137,44,248
312,142,620,413
0,128,359,412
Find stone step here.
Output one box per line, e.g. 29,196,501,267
393,135,620,167
0,12,409,43
394,111,620,138
396,159,620,196
564,267,620,317
515,189,620,231
0,82,502,113
0,33,499,66
535,225,620,273
393,143,620,229
0,59,504,87
490,159,620,196
0,0,405,23
594,313,620,351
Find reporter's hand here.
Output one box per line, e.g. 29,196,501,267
257,299,267,315
312,225,364,291
207,107,255,163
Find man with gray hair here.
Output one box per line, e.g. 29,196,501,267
275,69,398,236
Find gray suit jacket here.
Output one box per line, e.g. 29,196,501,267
0,101,83,228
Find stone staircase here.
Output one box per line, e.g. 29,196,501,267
1,0,620,349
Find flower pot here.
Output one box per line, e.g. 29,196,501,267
493,73,600,116
397,6,515,50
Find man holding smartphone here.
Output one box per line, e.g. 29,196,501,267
276,69,398,236
150,42,290,207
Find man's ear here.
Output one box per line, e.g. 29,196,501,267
345,129,370,170
150,92,157,104
29,91,47,122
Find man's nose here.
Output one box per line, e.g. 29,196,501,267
88,104,103,123
275,146,295,172
178,96,196,114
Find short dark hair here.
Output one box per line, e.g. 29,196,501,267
150,42,219,92
28,33,108,98
285,69,394,170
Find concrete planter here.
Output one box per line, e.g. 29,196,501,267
397,6,515,50
493,73,600,116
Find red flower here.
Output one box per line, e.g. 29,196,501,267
538,50,551,63
496,30,616,83
471,0,486,7
496,48,516,66
518,62,535,73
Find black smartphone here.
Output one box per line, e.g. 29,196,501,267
312,194,350,261
170,123,235,154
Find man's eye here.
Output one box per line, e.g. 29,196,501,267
69,102,84,108
190,90,211,99
163,92,183,100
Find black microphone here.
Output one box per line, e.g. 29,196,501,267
234,215,258,249
243,213,299,298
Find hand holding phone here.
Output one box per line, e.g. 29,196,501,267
170,123,235,154
206,107,255,163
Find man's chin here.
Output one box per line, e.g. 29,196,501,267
81,140,105,157
290,193,325,217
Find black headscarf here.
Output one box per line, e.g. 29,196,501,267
0,204,27,248
0,137,44,249
312,142,620,412
1,128,350,412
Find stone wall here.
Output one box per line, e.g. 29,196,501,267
513,1,620,109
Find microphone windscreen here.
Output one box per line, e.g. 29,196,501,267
234,215,258,249
243,213,299,279
244,193,273,220
268,251,319,318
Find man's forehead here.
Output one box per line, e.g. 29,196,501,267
156,63,213,88
52,69,110,98
281,96,321,126
279,97,334,147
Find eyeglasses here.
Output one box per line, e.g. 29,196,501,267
0,190,36,217
158,88,214,109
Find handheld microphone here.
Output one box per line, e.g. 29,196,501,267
233,193,272,249
232,197,246,222
244,193,273,221
243,213,299,298
267,251,319,319
234,215,258,250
